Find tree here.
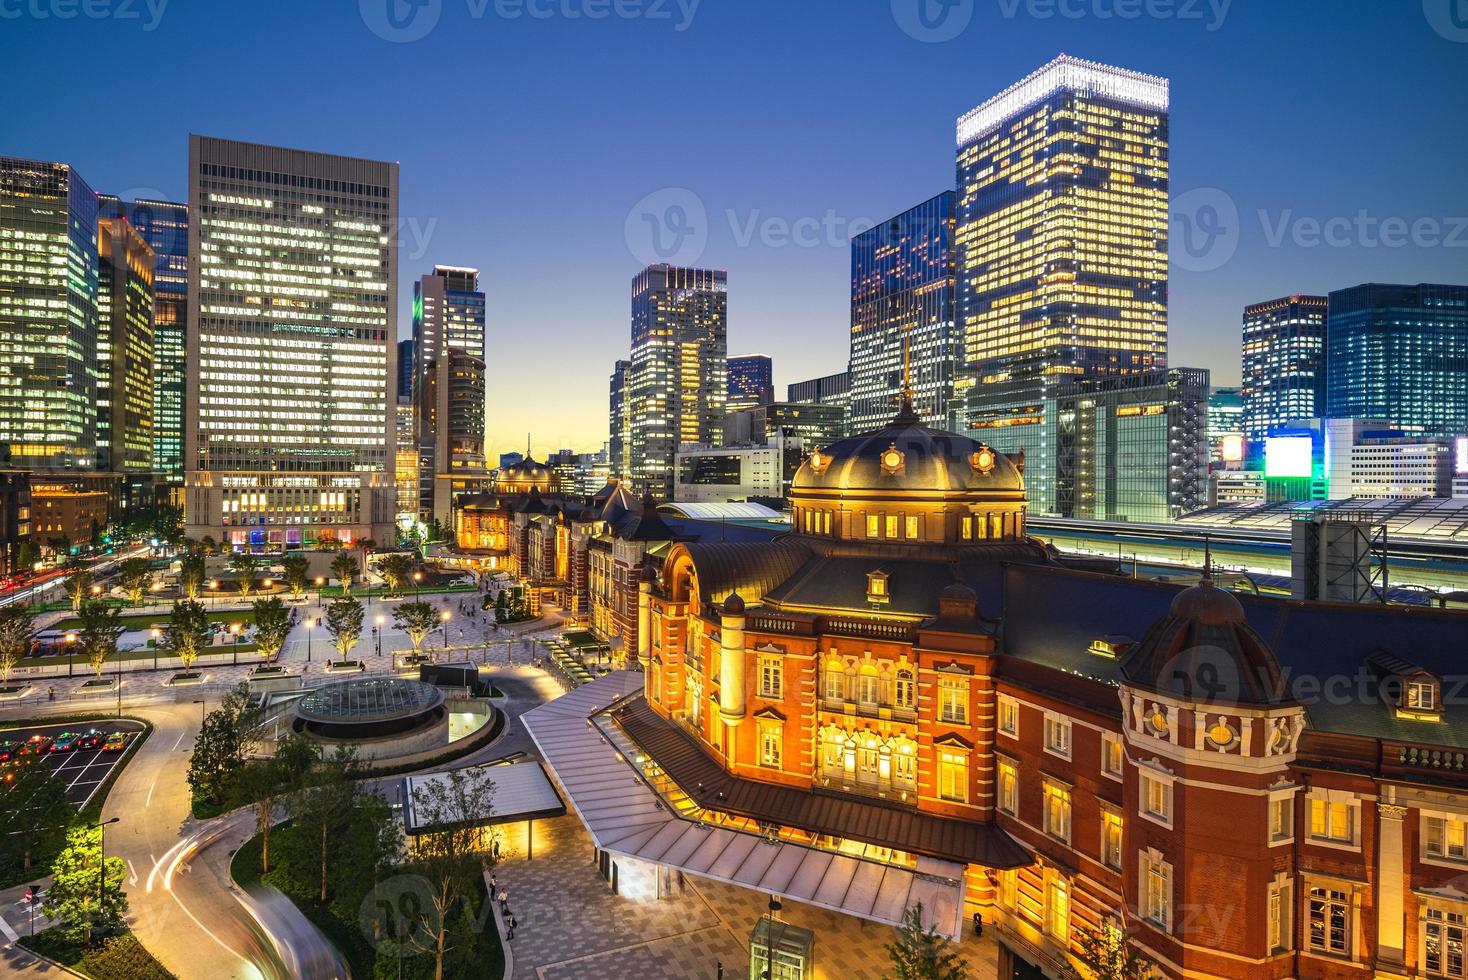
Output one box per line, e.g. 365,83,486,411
325,596,364,663
883,902,967,980
0,756,73,873
43,825,127,945
0,604,36,689
377,553,415,596
179,552,206,600
118,556,152,605
251,597,291,664
405,765,498,980
78,600,124,680
188,682,259,807
160,599,212,673
237,733,318,876
282,746,364,905
1067,917,1156,980
199,535,218,556
16,539,40,572
281,553,310,598
65,570,95,613
393,601,438,654
330,551,359,597
230,552,259,598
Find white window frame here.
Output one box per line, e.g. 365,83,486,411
997,758,1018,816
1424,812,1468,867
1306,792,1360,850
1101,809,1124,871
938,677,967,725
823,662,845,702
759,721,782,769
937,748,968,803
758,655,782,700
1307,885,1352,958
1101,731,1124,780
1043,712,1072,760
1046,876,1070,942
1425,905,1468,978
893,669,915,711
1140,850,1172,932
1042,781,1072,844
1138,769,1175,830
997,693,1019,737
1269,793,1296,845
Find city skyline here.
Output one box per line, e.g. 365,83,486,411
9,1,1465,458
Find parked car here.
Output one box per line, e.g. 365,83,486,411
0,740,16,762
77,729,106,750
18,734,52,756
49,731,82,753
101,731,129,752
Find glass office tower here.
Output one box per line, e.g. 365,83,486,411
1240,294,1327,447
955,56,1169,386
849,191,956,430
0,158,100,470
609,358,631,481
628,264,728,499
412,266,488,520
95,215,156,474
1327,283,1468,440
727,354,774,413
185,135,399,550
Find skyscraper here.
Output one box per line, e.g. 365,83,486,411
185,135,398,550
1327,283,1468,440
1206,386,1245,465
0,157,99,471
726,354,774,413
627,264,727,499
95,215,155,474
1240,294,1327,446
955,56,1169,387
101,195,188,484
609,358,631,481
412,266,488,520
396,338,414,400
849,192,956,430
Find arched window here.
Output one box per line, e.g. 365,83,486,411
894,669,916,710
858,664,880,706
823,659,846,702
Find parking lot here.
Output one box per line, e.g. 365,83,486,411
0,720,146,809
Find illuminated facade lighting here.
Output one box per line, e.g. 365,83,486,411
1241,295,1327,448
95,215,156,474
412,266,488,521
184,135,399,551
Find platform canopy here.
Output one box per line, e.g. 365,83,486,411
402,760,564,836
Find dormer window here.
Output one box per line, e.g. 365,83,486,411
866,570,890,605
1406,678,1439,714
1366,651,1442,722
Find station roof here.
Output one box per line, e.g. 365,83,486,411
401,761,564,836
1179,497,1468,543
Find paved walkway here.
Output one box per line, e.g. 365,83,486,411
492,815,999,980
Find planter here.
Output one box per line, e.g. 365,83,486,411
0,685,31,700
325,660,365,674
81,678,116,689
250,665,288,676
169,672,204,686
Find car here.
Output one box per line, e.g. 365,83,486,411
17,734,52,757
77,729,106,750
49,731,82,753
101,731,129,752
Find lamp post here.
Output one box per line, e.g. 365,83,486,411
65,631,77,678
116,648,122,718
440,609,451,651
306,617,315,663
375,615,384,657
413,571,422,599
315,577,326,607
93,816,120,907
208,579,219,608
229,622,241,667
150,627,161,672
760,896,782,980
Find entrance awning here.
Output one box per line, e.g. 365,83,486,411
523,673,968,939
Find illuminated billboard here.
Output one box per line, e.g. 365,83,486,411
1265,436,1314,478
1220,435,1245,463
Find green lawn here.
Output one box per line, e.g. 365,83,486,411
20,928,177,980
48,609,259,632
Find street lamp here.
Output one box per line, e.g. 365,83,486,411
440,609,451,650
93,817,120,907
229,622,241,666
315,577,326,606
208,579,219,607
65,631,77,678
150,627,161,672
375,615,384,657
306,617,316,662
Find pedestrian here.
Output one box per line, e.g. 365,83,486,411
506,911,516,940
489,873,497,893
972,911,983,938
498,889,508,912
47,686,55,702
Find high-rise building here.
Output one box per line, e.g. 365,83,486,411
412,266,488,521
0,158,100,471
1240,294,1327,447
609,358,631,480
184,135,398,550
787,370,850,407
849,192,956,430
627,264,728,499
396,338,414,400
726,354,774,413
1327,283,1468,440
101,195,188,484
955,56,1169,388
1206,386,1245,466
394,396,417,524
95,215,155,474
723,402,847,451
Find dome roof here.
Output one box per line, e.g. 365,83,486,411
1120,578,1291,707
792,409,1023,497
497,456,556,493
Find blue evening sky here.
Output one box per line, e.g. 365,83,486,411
6,0,1465,458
